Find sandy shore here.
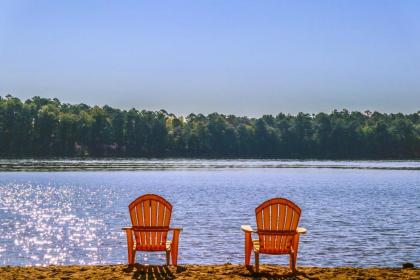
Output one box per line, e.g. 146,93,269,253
0,264,418,279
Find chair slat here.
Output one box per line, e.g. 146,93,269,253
285,205,294,229
270,204,279,249
265,207,272,247
291,209,299,229
163,206,170,245
277,204,286,250
279,206,291,250
256,210,263,229
164,206,171,228
278,204,286,230
151,200,158,245
143,200,151,245
157,202,165,245
157,202,165,226
138,202,147,244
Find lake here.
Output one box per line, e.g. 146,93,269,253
0,159,419,267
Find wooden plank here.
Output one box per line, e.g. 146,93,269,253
157,202,165,245
136,203,144,226
135,203,144,244
143,200,151,245
263,207,270,230
291,210,300,230
130,207,137,226
157,202,165,226
131,206,141,246
256,208,264,249
163,206,171,244
277,204,286,250
151,200,158,246
256,209,263,229
263,207,271,249
278,204,286,230
164,206,171,226
270,204,279,250
280,205,293,250
285,205,294,230
278,205,287,250
137,202,146,245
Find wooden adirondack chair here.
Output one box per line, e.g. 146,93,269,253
122,194,182,266
241,198,306,273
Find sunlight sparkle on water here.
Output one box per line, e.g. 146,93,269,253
0,163,419,267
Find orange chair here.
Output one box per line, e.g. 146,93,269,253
123,194,182,266
241,198,307,272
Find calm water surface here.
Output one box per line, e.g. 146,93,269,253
0,160,419,267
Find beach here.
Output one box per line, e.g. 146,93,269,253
0,264,418,279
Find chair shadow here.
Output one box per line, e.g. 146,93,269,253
245,265,319,280
123,264,180,280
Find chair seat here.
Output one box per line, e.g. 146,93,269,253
135,241,172,252
252,239,260,253
252,239,292,254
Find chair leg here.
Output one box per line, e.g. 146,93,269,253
171,249,179,266
244,232,252,266
127,247,133,264
131,249,136,265
254,252,259,273
125,228,135,265
291,234,300,272
128,247,137,265
166,250,171,265
289,253,296,272
171,229,181,266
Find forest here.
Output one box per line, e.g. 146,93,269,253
0,95,419,159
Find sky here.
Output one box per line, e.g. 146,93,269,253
0,0,419,116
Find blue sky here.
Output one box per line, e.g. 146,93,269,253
0,0,419,116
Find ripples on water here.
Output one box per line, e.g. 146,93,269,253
0,159,419,171
0,160,419,267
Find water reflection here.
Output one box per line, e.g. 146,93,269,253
0,167,419,267
0,183,117,265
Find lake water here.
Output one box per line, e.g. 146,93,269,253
0,159,419,267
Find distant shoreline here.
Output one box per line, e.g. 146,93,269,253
1,155,420,160
0,158,419,171
1,96,419,159
0,264,418,279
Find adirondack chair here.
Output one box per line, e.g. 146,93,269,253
122,194,182,266
241,198,307,273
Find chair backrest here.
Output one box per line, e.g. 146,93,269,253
129,194,172,250
255,198,301,253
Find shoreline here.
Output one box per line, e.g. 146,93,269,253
1,158,419,172
0,264,418,279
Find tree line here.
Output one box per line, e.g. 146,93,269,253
0,95,419,159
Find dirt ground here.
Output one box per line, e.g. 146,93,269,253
0,264,418,280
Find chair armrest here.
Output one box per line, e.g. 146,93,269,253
122,227,132,231
241,225,256,233
297,227,307,234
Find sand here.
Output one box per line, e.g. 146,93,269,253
0,264,418,280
